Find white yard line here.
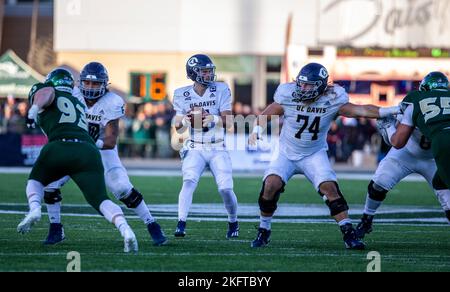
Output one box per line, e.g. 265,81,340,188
0,167,428,182
2,209,448,225
0,202,444,217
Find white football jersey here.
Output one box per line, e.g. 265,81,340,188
73,86,125,141
275,83,349,161
404,128,434,159
173,82,231,144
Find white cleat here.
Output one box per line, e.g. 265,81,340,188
17,208,42,234
123,227,138,253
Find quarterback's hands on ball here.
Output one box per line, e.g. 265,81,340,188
202,114,220,128
181,115,191,128
376,116,397,146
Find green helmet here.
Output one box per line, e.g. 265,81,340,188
45,68,74,93
419,71,449,91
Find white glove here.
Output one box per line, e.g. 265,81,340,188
376,117,397,146
379,105,401,118
181,115,191,128
202,114,220,128
27,104,40,121
248,125,263,146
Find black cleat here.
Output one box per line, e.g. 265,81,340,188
43,223,65,245
147,221,168,246
355,214,374,239
251,228,271,248
341,223,365,250
226,221,239,239
174,220,186,237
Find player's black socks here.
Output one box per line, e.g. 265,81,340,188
362,213,374,223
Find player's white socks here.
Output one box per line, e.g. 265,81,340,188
132,200,155,225
219,189,238,223
363,195,382,216
434,189,450,212
178,180,197,222
338,218,352,226
26,180,44,211
260,216,272,230
47,202,61,224
99,200,129,235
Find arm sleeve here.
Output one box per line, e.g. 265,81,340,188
273,85,284,104
400,104,414,127
219,85,232,112
173,94,185,116
105,98,125,122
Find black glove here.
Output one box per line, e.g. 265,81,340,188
88,123,100,141
26,117,36,129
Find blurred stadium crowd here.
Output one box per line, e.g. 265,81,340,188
0,96,386,163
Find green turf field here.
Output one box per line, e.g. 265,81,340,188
0,173,449,272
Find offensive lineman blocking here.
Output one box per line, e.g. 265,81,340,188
249,62,401,249
356,113,450,239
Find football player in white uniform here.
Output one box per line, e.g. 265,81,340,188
248,63,401,250
42,62,167,246
356,78,450,238
172,54,239,239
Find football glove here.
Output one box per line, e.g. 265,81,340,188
376,117,397,146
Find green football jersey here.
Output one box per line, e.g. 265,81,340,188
28,82,93,143
402,89,450,139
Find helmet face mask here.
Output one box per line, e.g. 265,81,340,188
79,62,109,100
419,71,449,92
45,68,74,93
186,54,216,86
295,63,329,101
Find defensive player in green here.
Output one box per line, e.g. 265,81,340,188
17,68,139,253
390,72,450,209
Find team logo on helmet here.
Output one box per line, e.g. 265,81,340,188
319,68,329,79
187,57,199,67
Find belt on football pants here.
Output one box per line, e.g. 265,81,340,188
190,139,224,145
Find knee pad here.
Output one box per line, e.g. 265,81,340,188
44,189,63,205
326,197,349,216
258,179,285,214
318,182,349,216
120,188,143,209
368,180,388,202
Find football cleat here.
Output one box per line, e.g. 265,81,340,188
122,226,138,253
17,208,42,234
43,223,65,245
355,214,374,239
341,224,366,250
147,221,168,246
226,221,239,239
174,220,186,237
251,228,271,248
